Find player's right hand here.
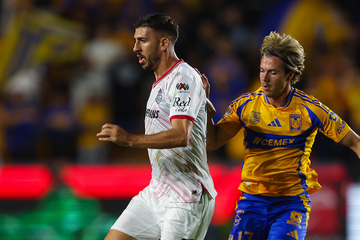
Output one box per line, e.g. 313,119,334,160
97,123,132,147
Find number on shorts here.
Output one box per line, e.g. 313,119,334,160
238,231,253,240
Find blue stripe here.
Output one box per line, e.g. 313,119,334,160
293,93,313,103
302,104,325,132
312,100,329,113
294,89,311,100
229,92,252,107
293,93,329,114
236,99,255,120
244,126,315,151
293,89,329,113
275,118,281,127
297,156,309,194
284,87,294,107
264,95,270,104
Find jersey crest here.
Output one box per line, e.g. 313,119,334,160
290,114,302,132
249,111,261,124
155,89,163,104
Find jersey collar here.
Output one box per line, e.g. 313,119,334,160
264,86,294,108
153,59,184,88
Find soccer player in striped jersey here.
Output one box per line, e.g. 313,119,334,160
97,13,216,240
202,31,360,240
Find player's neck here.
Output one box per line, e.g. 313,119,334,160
154,51,179,80
268,87,292,108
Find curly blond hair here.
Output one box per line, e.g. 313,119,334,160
260,31,305,85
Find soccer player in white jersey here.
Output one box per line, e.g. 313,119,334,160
97,13,217,240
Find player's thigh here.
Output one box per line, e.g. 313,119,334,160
228,194,269,240
268,209,308,240
161,193,215,240
268,193,310,240
110,188,161,240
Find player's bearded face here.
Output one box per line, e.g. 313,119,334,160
142,44,161,71
133,27,162,71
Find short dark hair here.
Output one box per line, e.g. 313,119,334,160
133,13,179,44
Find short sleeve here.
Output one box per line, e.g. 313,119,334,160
308,100,350,143
216,103,243,136
167,74,203,122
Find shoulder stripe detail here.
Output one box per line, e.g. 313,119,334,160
302,104,325,132
237,99,254,119
293,93,329,114
230,91,261,107
294,90,312,100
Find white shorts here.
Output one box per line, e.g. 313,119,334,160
110,186,215,240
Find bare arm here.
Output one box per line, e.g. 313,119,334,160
97,118,193,149
200,73,236,151
340,128,360,158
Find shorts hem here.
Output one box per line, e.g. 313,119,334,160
110,226,139,240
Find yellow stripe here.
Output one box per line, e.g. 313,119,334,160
300,194,311,227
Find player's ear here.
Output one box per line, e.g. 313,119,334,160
287,70,295,82
160,37,169,51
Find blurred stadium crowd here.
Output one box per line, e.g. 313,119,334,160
0,0,360,179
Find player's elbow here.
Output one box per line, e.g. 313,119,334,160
176,135,190,147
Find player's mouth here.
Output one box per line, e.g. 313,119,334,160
137,55,146,64
262,84,271,91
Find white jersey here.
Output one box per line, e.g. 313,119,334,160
145,59,217,203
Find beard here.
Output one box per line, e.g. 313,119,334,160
143,46,161,71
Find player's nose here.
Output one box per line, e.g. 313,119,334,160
133,41,141,53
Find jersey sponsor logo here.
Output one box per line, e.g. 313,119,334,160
268,118,281,127
337,120,347,134
145,108,159,118
329,111,346,134
173,97,191,106
290,114,302,132
253,137,295,147
249,111,261,124
175,83,190,93
173,97,191,112
329,111,340,123
176,83,190,90
155,89,163,104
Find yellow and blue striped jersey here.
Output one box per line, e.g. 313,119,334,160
217,87,350,196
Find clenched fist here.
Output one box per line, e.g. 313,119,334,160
97,123,132,147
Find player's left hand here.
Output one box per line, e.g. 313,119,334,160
97,123,131,147
194,68,210,98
